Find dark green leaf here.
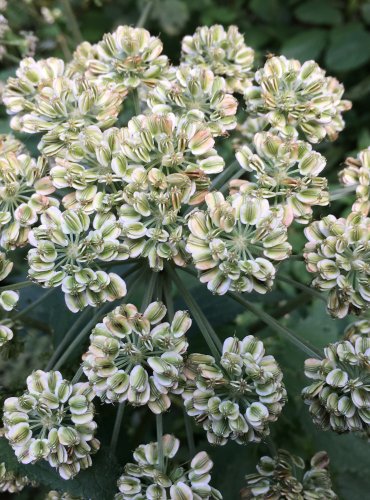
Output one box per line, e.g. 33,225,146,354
281,29,327,61
325,23,370,71
294,0,343,25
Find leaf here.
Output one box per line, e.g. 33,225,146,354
0,438,121,500
154,0,189,35
249,0,290,23
294,0,343,25
347,75,370,101
325,23,370,71
281,29,327,61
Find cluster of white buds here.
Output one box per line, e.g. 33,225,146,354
182,335,286,445
236,132,329,224
181,25,254,93
304,212,370,318
244,56,351,143
0,251,16,348
3,370,100,480
339,147,370,216
242,449,337,499
0,150,56,249
0,462,36,493
28,207,127,312
115,434,222,499
83,301,190,413
302,322,370,434
186,191,291,294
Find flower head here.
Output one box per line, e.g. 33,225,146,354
28,207,127,312
304,212,370,318
147,65,238,136
183,335,286,445
339,147,370,216
236,132,328,224
244,56,351,143
83,301,190,413
242,449,337,499
87,26,169,89
302,327,370,434
186,191,291,294
115,434,222,499
0,462,35,493
3,370,100,479
181,25,254,93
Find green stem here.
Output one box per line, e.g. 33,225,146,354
156,413,164,471
0,281,33,292
60,0,83,45
111,402,126,454
71,366,83,384
278,275,326,302
183,408,195,458
165,265,222,359
137,0,153,28
131,88,141,115
12,288,57,321
140,271,158,310
210,160,240,192
219,167,246,194
329,185,356,201
227,291,322,359
163,274,174,321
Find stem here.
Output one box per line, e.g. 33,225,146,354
163,274,174,321
12,288,56,321
278,275,326,302
183,408,195,458
2,52,20,64
219,167,246,194
71,366,83,384
137,1,153,28
111,402,126,454
140,271,158,310
0,281,33,292
45,307,92,371
60,0,83,45
165,265,222,359
210,160,240,192
227,292,322,359
131,88,141,115
156,413,164,471
329,185,356,201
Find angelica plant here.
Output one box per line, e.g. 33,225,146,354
0,2,369,498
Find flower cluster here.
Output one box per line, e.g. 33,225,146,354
28,207,127,312
85,26,169,89
186,191,291,294
244,55,351,143
339,147,370,216
182,335,286,445
0,149,56,249
242,449,337,499
147,65,238,136
115,434,222,499
181,25,254,93
302,325,370,434
304,212,370,318
0,462,35,493
3,370,100,479
83,301,190,412
0,251,17,348
236,131,329,224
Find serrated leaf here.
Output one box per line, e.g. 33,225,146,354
325,23,370,71
281,29,327,61
294,0,343,25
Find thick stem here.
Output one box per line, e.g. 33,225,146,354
71,366,83,384
329,185,357,201
156,413,164,471
111,402,126,454
60,0,83,46
140,271,158,310
165,265,222,359
0,281,33,292
183,408,195,458
137,1,153,28
131,88,141,116
210,160,240,192
278,274,326,302
12,288,57,321
227,291,322,359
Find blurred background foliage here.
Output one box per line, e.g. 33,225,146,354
1,1,370,498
